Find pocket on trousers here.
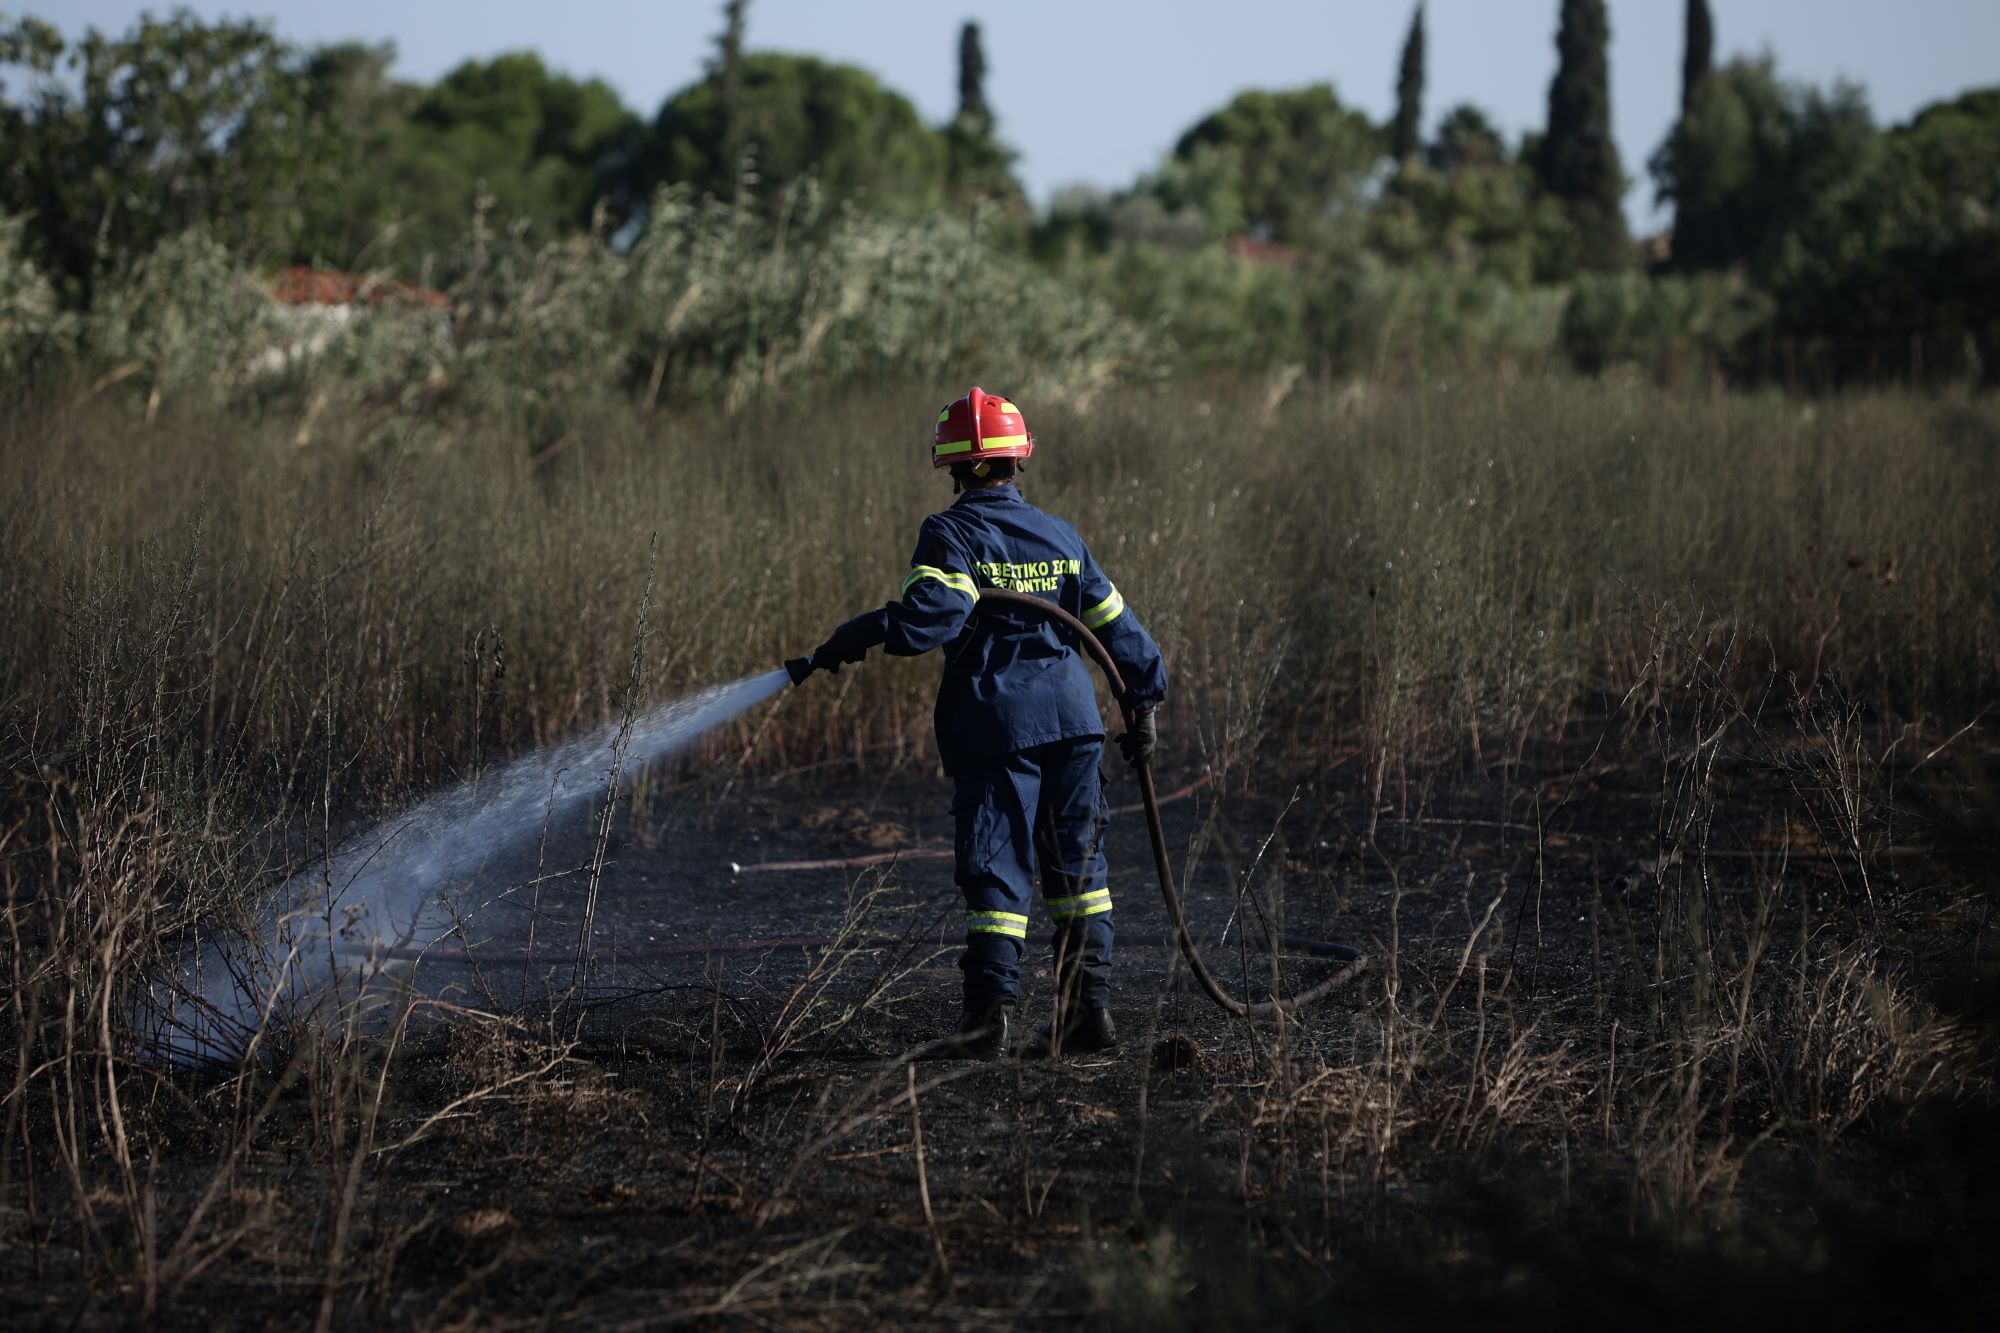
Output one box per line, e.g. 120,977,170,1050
950,793,973,886
950,781,998,887
1089,766,1112,851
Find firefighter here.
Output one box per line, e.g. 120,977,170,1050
801,387,1167,1058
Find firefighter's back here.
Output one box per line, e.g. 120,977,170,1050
922,488,1104,773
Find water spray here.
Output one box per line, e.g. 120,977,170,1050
148,670,792,1063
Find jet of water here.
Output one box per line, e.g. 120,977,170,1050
147,670,792,1062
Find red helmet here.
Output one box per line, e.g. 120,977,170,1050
932,386,1033,469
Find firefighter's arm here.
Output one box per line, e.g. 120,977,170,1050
808,523,974,671
1079,551,1168,708
881,521,976,656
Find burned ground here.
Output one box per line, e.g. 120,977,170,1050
10,719,1995,1330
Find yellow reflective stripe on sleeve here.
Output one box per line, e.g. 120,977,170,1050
1082,586,1126,630
1045,888,1112,920
965,911,1029,939
901,565,977,601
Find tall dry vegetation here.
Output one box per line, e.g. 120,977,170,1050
5,379,1994,800
2,374,1996,1322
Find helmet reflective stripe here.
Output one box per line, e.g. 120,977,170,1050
933,432,1028,460
1082,586,1126,629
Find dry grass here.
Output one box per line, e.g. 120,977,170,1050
4,379,1994,797
2,375,1997,1326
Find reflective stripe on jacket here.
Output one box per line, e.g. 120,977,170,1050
839,486,1168,774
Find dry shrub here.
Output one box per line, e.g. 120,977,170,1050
1770,940,1975,1138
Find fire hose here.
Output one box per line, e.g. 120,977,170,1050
790,588,1366,1018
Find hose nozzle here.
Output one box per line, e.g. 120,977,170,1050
784,657,815,687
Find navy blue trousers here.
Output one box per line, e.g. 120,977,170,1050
953,736,1114,1009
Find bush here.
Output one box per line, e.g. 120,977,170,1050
62,192,1148,428
1559,270,1773,380
88,229,279,404
1310,258,1569,379
0,211,76,378
613,188,1144,409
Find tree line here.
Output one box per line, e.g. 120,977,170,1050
0,7,1017,292
2,1,1995,389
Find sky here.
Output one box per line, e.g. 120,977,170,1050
43,0,2000,231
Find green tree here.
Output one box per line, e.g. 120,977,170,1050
1392,4,1427,165
1652,57,1876,281
944,22,1023,212
0,11,343,303
1784,87,2000,380
1534,0,1629,272
1165,85,1381,242
332,52,638,271
1372,106,1549,285
957,21,991,130
302,40,403,133
1428,104,1508,175
294,42,414,263
1682,0,1714,116
642,54,948,214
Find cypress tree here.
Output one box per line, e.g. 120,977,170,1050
1535,0,1629,268
957,21,991,131
1681,0,1714,115
1391,3,1426,164
713,0,748,195
945,20,1021,209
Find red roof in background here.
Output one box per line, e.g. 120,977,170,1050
1227,234,1302,267
271,266,450,310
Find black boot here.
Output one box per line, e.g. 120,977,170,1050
914,999,1013,1060
1028,1004,1118,1058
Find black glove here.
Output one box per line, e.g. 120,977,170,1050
810,616,880,674
1115,706,1158,766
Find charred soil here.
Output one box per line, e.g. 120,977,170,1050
8,720,1997,1329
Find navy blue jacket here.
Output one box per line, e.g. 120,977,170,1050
838,486,1168,774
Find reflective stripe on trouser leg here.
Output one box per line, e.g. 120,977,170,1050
953,752,1042,1008
965,911,1028,938
1033,737,1114,1009
1045,888,1111,920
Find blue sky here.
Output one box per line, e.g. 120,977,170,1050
43,1,2000,230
